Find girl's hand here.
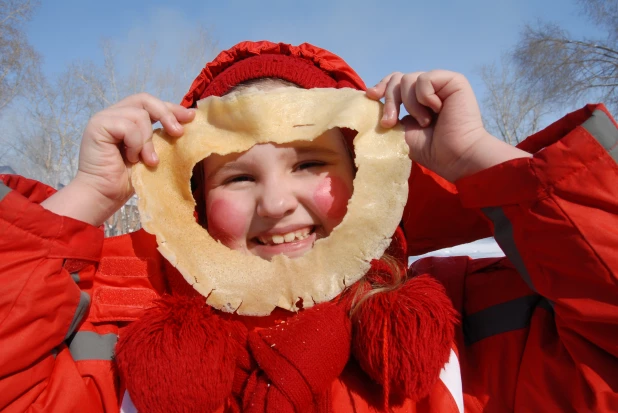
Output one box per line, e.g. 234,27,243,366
366,71,530,182
42,94,195,226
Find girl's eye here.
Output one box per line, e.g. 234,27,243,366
224,175,254,184
297,161,326,170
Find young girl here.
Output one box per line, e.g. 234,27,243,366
0,41,616,413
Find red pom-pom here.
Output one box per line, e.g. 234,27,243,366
115,295,240,413
351,275,458,402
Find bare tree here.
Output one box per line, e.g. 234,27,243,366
5,66,93,189
0,0,39,112
168,25,218,102
2,25,217,236
480,57,548,145
513,0,618,114
74,25,217,113
480,0,618,144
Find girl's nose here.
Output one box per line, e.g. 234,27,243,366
256,179,298,219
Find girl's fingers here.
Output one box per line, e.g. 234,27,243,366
401,115,422,154
133,110,154,149
138,95,183,137
401,114,434,162
132,113,158,165
415,71,444,113
381,72,404,128
113,93,188,137
140,139,159,166
165,102,196,123
369,72,437,128
97,116,146,164
100,94,196,166
366,73,396,100
400,73,433,128
104,107,154,147
108,118,144,164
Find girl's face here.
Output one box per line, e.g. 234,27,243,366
203,129,355,261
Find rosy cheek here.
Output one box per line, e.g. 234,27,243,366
313,176,352,222
206,199,247,246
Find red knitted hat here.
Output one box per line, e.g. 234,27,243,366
180,40,366,106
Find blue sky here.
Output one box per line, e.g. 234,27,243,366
15,0,601,252
26,0,600,106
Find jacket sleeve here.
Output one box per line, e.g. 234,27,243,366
455,104,618,410
401,163,493,256
0,175,104,411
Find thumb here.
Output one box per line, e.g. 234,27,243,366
401,115,433,164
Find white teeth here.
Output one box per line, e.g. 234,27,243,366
258,227,312,245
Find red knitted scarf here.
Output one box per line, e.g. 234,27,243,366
115,230,457,412
116,294,350,413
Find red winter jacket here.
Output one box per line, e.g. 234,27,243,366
1,103,617,412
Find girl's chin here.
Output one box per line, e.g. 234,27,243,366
249,232,318,261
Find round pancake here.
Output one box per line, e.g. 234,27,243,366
132,88,411,315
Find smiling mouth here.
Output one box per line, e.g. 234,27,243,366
254,226,316,246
